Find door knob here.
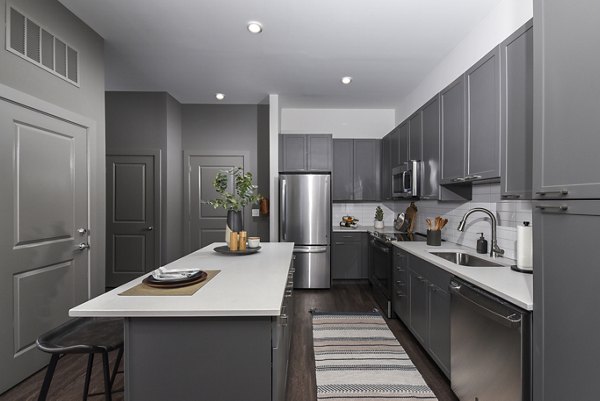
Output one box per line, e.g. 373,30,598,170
77,242,90,250
144,226,153,231
77,228,88,235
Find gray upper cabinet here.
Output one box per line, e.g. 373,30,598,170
408,111,422,161
466,47,501,181
421,95,440,199
501,20,533,200
533,1,600,199
397,121,409,166
332,139,354,200
381,134,392,201
333,139,381,201
390,126,400,167
353,140,381,201
279,134,332,172
440,75,466,184
307,134,333,171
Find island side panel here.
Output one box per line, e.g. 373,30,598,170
125,316,272,401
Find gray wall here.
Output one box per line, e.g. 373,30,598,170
182,105,270,240
0,0,106,295
105,92,184,265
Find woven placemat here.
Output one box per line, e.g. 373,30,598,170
118,270,220,296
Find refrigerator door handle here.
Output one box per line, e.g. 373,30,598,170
281,178,287,241
294,246,328,253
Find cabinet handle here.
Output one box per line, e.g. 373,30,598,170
536,190,568,196
396,291,405,297
535,205,568,211
395,267,405,272
501,194,521,199
396,280,405,286
452,177,466,183
342,235,354,238
464,175,482,181
334,242,345,245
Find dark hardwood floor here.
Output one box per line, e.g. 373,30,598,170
285,281,458,401
0,282,456,401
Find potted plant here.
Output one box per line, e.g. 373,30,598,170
374,206,384,229
207,167,261,243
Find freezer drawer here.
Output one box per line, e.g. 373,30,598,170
293,246,330,289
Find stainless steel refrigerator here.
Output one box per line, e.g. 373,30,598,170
279,173,331,289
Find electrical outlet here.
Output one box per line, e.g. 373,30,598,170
252,208,260,217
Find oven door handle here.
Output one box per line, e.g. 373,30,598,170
371,240,390,254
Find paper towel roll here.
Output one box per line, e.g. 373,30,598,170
517,223,533,270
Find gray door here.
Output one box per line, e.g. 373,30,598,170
0,98,89,393
307,134,332,171
186,155,245,252
466,47,501,180
421,95,440,199
397,121,409,166
353,139,381,201
106,153,158,287
332,139,354,201
408,111,422,161
501,20,533,200
280,134,306,171
533,1,600,199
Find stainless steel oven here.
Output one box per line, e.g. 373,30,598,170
392,160,421,198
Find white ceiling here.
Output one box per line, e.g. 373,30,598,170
59,0,503,107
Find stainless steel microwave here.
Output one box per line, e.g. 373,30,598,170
392,160,421,198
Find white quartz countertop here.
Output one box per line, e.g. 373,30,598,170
392,242,533,310
70,242,294,318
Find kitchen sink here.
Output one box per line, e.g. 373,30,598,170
430,252,504,267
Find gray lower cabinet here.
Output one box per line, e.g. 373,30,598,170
501,20,533,200
465,46,501,181
279,134,332,172
331,232,368,279
404,254,452,378
533,201,600,401
421,95,440,199
440,75,466,184
332,139,381,201
392,248,409,322
533,0,600,200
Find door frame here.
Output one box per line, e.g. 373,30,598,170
183,150,249,254
106,148,162,272
0,82,99,297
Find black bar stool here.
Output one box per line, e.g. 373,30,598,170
36,317,124,401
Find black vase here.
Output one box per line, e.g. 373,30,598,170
227,209,243,232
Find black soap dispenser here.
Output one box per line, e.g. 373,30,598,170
476,233,488,254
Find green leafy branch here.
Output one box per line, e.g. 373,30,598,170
207,167,262,212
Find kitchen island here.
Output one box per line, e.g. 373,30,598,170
70,242,295,401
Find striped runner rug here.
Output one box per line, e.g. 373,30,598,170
312,311,437,401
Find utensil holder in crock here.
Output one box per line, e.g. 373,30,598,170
427,230,441,246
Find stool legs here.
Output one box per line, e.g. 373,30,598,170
37,354,60,401
83,353,94,401
110,346,123,389
101,351,112,401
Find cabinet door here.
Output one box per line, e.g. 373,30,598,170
409,270,428,345
360,233,369,279
307,134,332,171
533,1,600,199
392,249,409,323
390,126,400,167
421,95,440,199
280,134,306,171
428,283,451,378
533,201,600,401
332,139,354,201
408,111,422,161
381,134,392,200
353,140,381,201
440,76,466,183
331,239,361,279
397,121,409,166
466,47,501,180
501,21,533,200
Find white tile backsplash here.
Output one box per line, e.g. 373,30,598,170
375,183,532,260
333,203,396,228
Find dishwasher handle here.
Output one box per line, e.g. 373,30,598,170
449,280,523,328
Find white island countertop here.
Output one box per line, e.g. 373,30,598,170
70,242,294,318
392,241,533,310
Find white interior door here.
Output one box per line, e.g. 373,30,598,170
0,97,89,393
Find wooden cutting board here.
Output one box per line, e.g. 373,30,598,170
405,202,418,233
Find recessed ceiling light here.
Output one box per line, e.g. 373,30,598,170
247,21,263,34
215,93,225,100
341,76,353,85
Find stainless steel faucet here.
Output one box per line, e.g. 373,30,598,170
457,207,504,257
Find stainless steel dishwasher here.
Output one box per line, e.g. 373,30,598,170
449,278,531,401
